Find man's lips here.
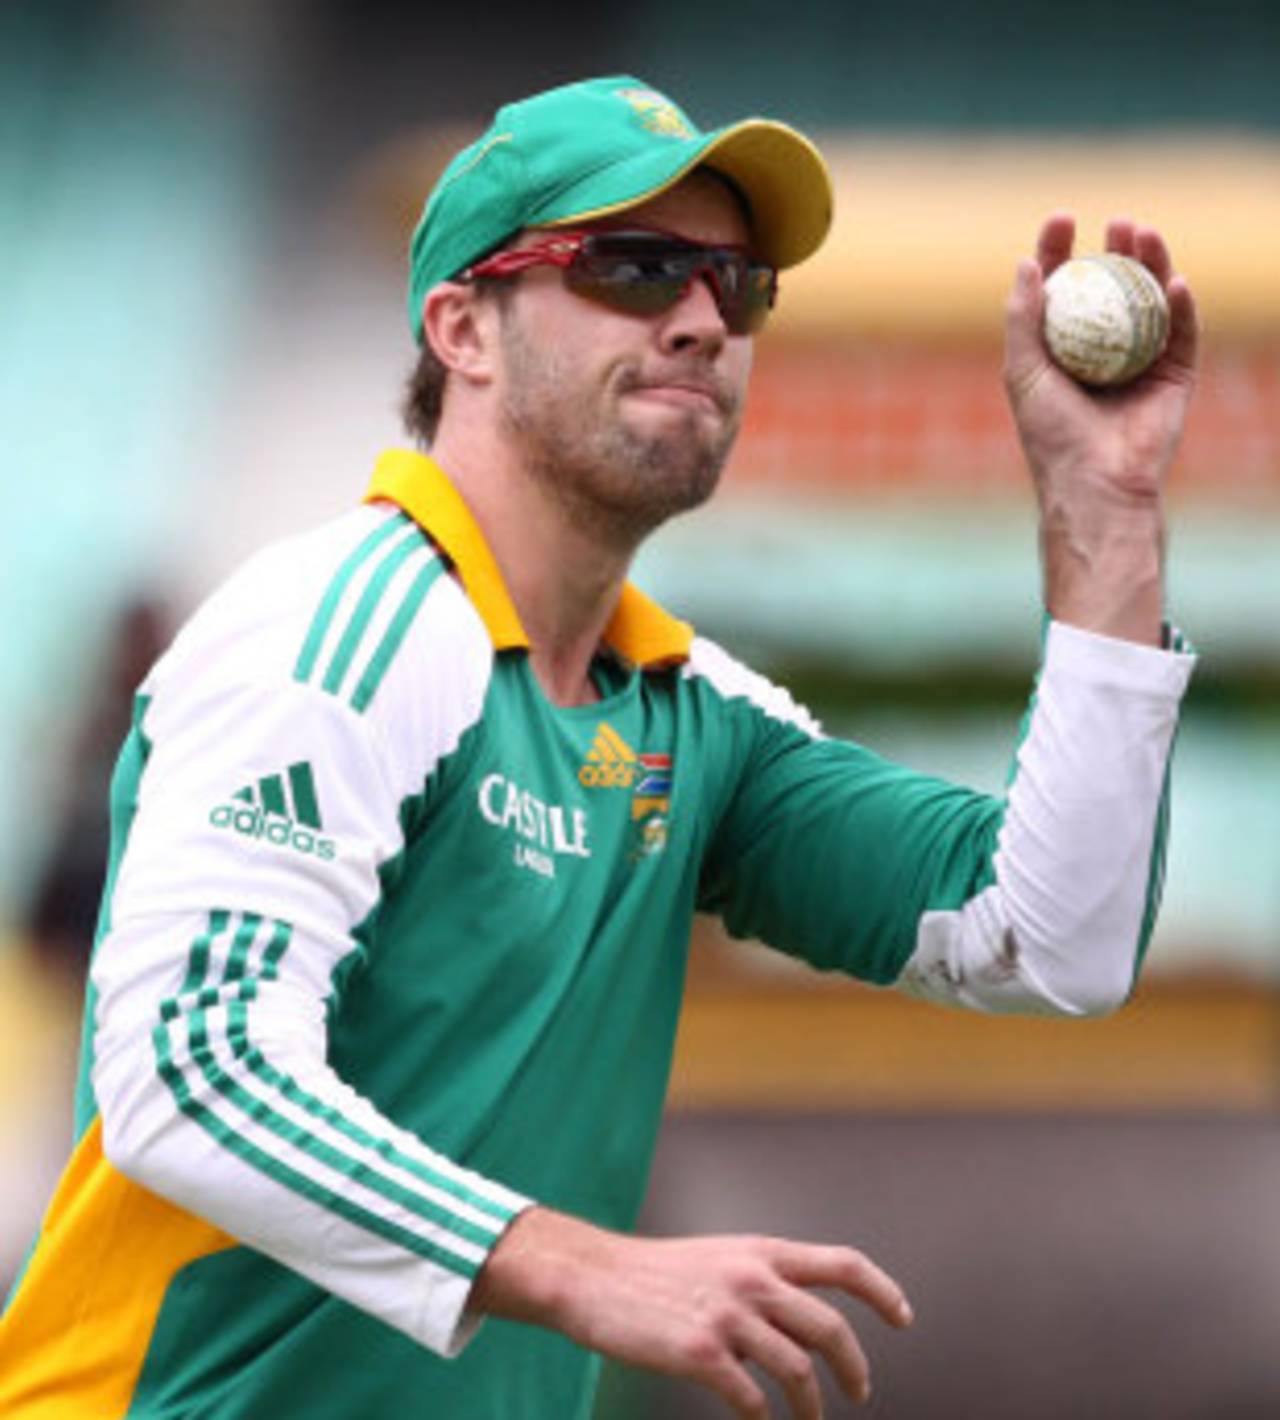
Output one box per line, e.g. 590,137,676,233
624,379,733,415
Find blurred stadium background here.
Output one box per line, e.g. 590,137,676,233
2,1,1276,1415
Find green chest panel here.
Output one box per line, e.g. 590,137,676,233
458,657,678,888
330,657,710,1219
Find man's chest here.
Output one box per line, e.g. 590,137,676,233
335,667,704,1095
381,662,698,960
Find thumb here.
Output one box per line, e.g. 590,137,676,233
1003,257,1050,396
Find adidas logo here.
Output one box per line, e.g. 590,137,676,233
578,723,639,789
209,761,336,860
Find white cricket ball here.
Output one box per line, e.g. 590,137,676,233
1042,253,1170,387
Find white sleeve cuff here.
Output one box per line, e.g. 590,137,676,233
428,1199,536,1358
1044,619,1196,698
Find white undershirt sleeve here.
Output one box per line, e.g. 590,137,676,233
897,620,1195,1015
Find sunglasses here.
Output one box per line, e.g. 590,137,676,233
459,229,778,336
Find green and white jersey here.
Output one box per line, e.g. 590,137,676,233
0,450,1195,1419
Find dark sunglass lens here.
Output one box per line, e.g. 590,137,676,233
565,265,684,314
565,233,776,331
739,264,777,333
568,236,693,313
708,254,776,334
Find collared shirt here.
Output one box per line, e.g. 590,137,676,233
0,450,1193,1420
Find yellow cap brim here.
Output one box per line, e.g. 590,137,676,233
697,120,835,268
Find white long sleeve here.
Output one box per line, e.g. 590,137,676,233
898,620,1195,1015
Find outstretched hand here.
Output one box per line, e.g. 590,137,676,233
1003,214,1200,644
472,1206,914,1418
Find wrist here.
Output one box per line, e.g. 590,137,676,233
470,1206,602,1330
1038,485,1166,646
1041,527,1164,646
1037,467,1163,532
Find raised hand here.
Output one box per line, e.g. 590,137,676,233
1003,213,1200,644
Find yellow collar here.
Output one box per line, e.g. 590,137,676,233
363,449,694,669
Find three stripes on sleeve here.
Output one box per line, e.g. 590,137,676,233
154,910,520,1283
294,513,446,715
147,513,518,1300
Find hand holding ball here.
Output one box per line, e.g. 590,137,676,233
1042,254,1170,387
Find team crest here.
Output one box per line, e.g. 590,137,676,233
630,752,673,860
578,724,673,858
631,753,672,820
615,87,694,139
634,813,669,860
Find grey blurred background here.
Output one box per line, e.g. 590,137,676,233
1,2,1277,1416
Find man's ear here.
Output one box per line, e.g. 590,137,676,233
420,283,499,386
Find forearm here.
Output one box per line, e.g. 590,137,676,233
1040,482,1165,648
94,909,530,1357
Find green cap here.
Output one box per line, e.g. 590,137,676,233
407,75,834,343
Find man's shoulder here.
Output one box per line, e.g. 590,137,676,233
150,504,492,717
681,635,822,739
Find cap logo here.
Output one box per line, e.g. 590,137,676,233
614,87,693,139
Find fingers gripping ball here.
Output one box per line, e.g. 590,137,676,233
1042,254,1170,387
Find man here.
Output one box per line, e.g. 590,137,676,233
0,75,1197,1420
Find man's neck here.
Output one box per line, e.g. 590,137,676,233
431,434,635,709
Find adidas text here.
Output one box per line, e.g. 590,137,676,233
579,722,639,788
210,804,337,860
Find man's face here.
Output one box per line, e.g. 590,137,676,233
491,171,756,544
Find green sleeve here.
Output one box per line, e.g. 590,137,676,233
697,705,1006,985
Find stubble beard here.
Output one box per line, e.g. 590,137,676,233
497,316,742,550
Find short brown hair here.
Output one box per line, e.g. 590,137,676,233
401,338,449,448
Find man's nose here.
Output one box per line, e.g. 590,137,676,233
659,273,728,356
